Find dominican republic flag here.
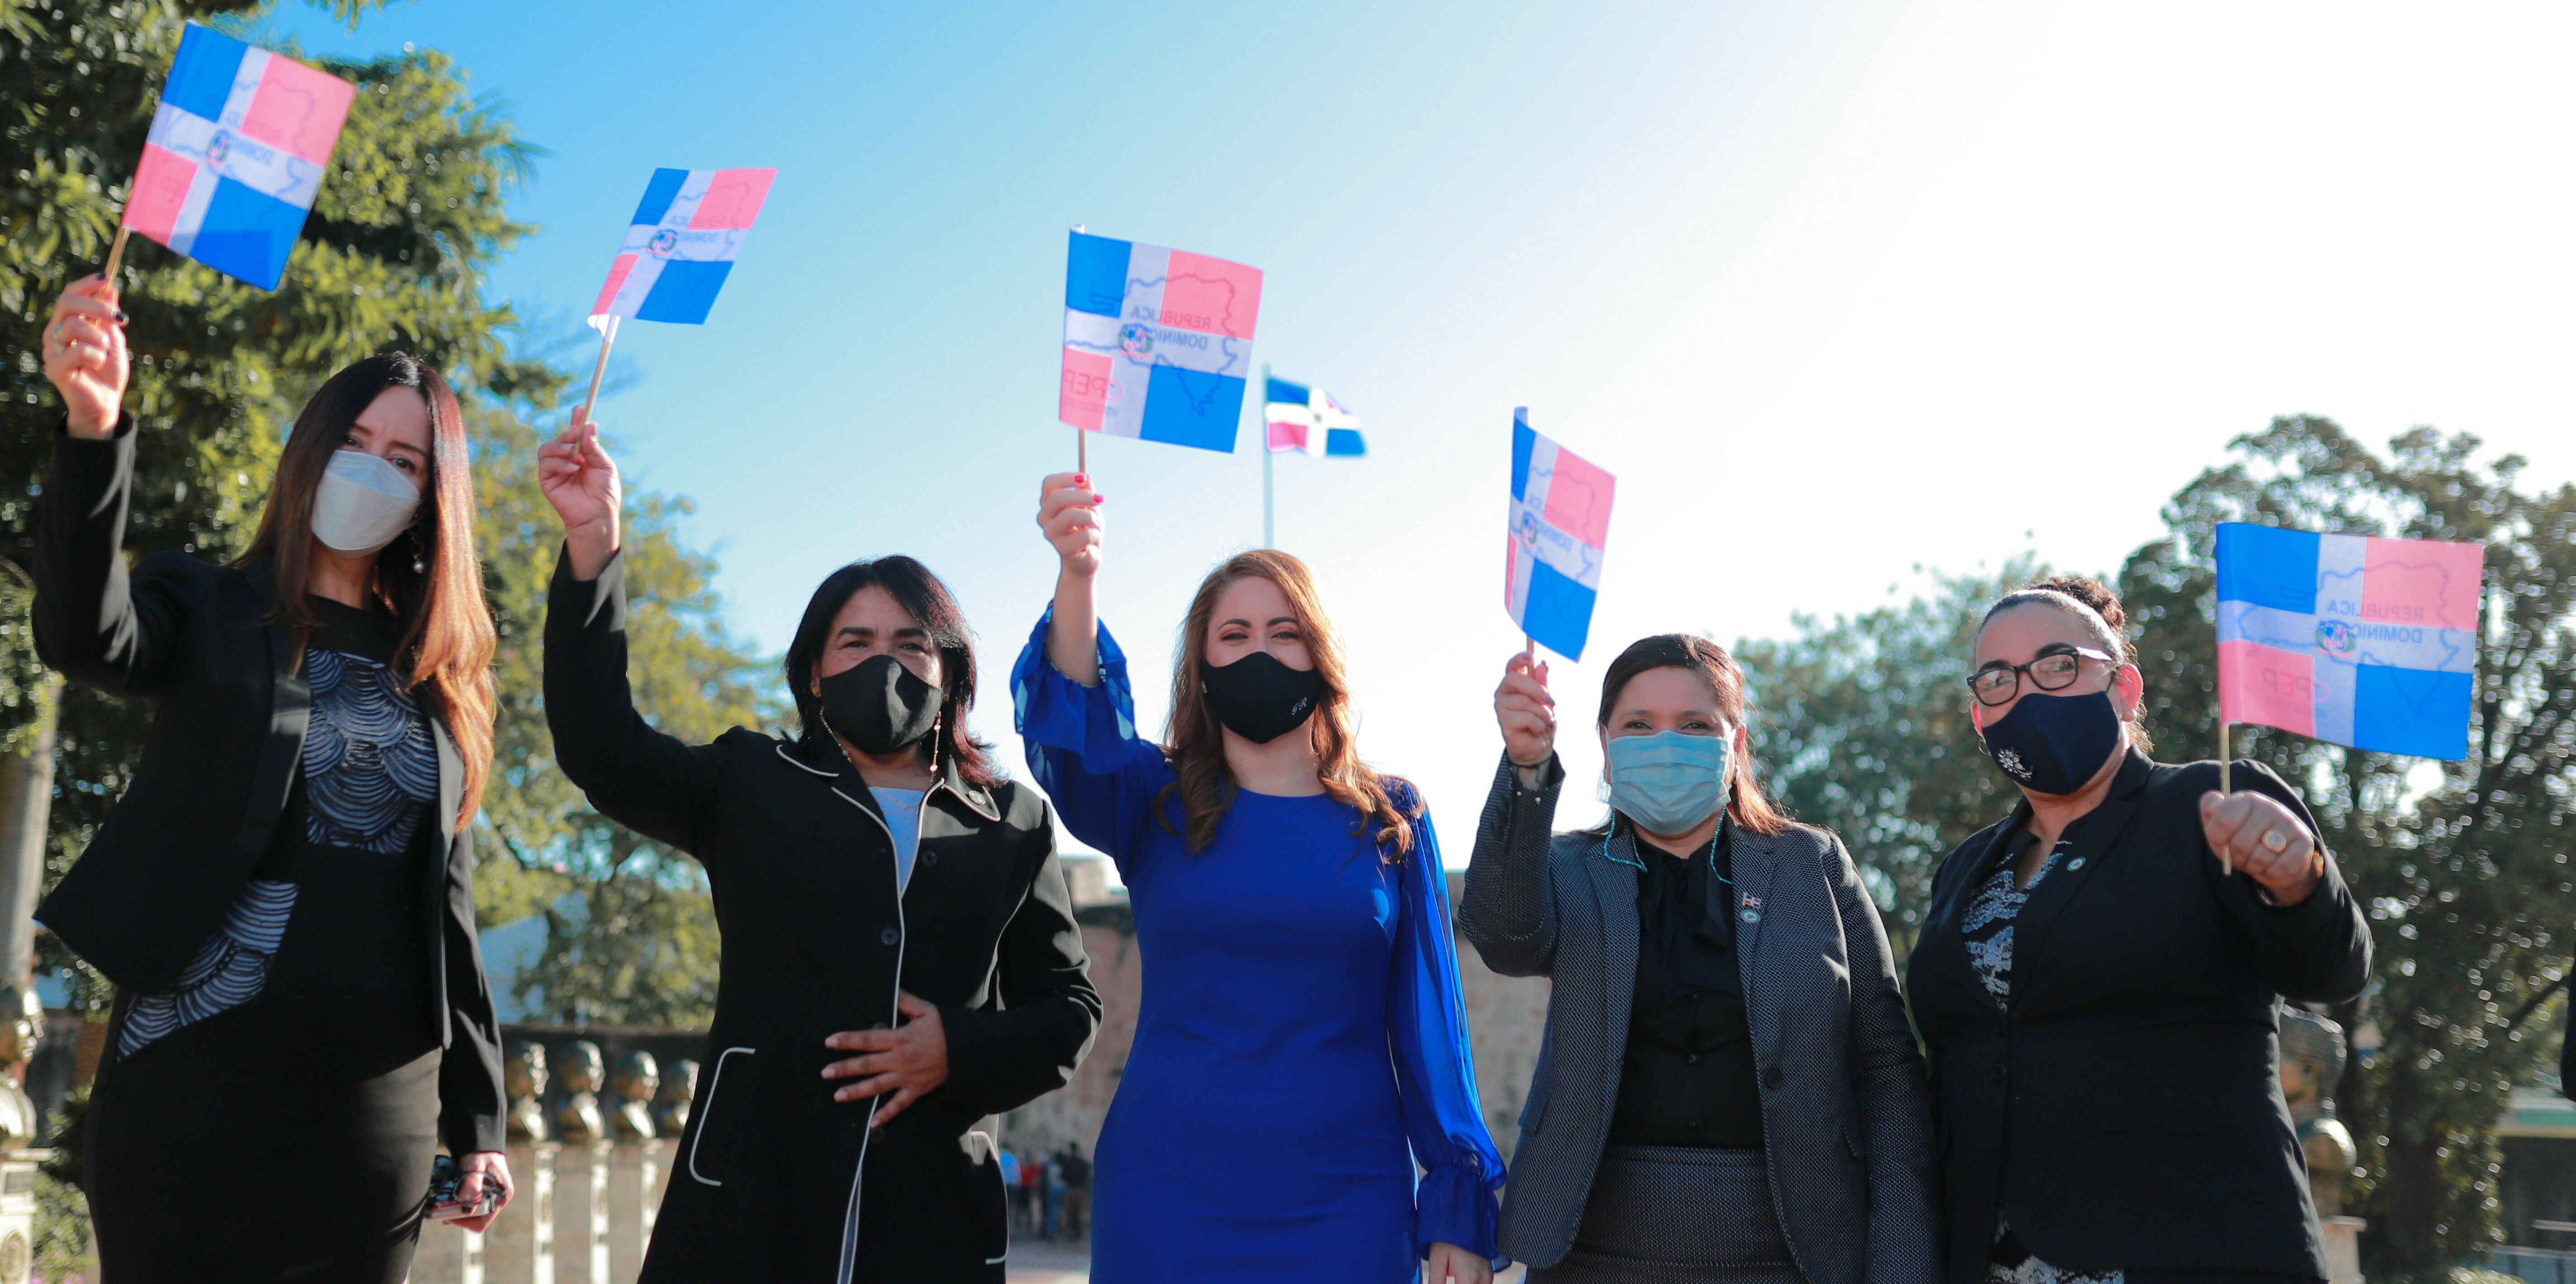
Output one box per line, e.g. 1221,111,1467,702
121,24,356,290
1059,231,1263,453
1507,408,1615,660
589,167,777,329
1264,378,1364,456
2215,521,2484,759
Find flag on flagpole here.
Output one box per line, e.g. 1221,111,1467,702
2215,521,2484,759
119,24,356,290
1059,231,1263,453
1506,407,1615,660
589,167,777,330
1264,378,1365,456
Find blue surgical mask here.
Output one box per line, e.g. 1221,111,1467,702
1605,730,1734,836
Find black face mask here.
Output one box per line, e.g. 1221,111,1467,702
1200,651,1325,744
818,654,943,756
1978,689,2126,796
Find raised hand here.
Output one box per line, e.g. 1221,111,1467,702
1495,650,1556,769
2199,788,2322,905
539,408,623,579
42,275,128,438
1037,471,1102,577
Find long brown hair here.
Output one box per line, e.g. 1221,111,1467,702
237,354,496,824
1160,550,1417,858
1586,634,1793,838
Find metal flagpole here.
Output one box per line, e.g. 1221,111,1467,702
1259,362,1274,549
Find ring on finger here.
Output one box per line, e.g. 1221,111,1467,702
2262,829,2289,853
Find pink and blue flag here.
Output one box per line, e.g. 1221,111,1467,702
589,168,776,329
1507,408,1615,660
2215,522,2484,759
121,24,356,290
1264,378,1364,456
1059,231,1263,453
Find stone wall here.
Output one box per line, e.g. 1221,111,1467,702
996,872,1554,1164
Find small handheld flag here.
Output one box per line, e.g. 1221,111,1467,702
1060,231,1263,455
589,167,777,329
117,24,356,290
2215,521,2483,761
1264,378,1364,457
577,167,775,420
1506,408,1615,660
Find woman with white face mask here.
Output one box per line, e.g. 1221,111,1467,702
33,277,511,1279
1461,635,1937,1284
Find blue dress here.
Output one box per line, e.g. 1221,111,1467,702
1012,612,1505,1282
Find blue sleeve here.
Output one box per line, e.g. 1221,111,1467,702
1008,607,1176,880
1385,797,1508,1266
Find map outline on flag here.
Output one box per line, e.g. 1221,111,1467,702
2213,521,2484,760
1506,407,1615,660
121,23,357,290
589,167,777,329
1059,231,1263,454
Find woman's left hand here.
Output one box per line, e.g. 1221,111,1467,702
452,1150,514,1233
1425,1242,1490,1284
822,990,950,1128
2199,790,2322,906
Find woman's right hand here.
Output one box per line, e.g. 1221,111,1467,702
539,408,622,580
1496,650,1556,769
1037,472,1102,577
42,275,128,438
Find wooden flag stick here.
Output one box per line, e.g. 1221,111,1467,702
2218,721,2233,875
580,317,619,424
101,226,132,291
1078,427,1087,477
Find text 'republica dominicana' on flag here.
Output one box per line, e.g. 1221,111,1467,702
1507,408,1616,661
2215,521,2486,760
589,168,778,329
1059,232,1264,453
123,24,356,290
1264,378,1364,456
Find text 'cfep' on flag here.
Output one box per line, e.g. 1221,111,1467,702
121,24,357,290
589,168,777,330
1264,378,1364,457
1507,407,1616,661
1059,231,1263,453
2214,521,2485,760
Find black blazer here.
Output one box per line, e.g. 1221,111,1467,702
1907,749,2372,1282
545,551,1102,1284
31,421,504,1156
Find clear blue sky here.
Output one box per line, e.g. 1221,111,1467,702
266,1,2576,863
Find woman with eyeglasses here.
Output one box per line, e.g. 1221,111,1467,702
1460,635,1936,1283
1906,576,2373,1284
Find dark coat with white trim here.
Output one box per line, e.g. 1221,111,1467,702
545,550,1101,1284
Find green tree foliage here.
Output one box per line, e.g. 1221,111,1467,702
1735,556,2045,956
2118,416,2576,1270
472,403,776,1028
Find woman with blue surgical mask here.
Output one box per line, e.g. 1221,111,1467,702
1460,635,1937,1284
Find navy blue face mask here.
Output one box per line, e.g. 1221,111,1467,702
1978,689,2126,796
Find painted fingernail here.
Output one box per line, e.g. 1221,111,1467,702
1091,493,1103,503
113,310,128,323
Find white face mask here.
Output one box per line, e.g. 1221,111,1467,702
310,449,422,555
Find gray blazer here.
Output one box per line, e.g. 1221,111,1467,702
1459,754,1939,1282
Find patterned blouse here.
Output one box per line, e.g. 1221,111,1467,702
119,622,438,1058
1966,830,2124,1284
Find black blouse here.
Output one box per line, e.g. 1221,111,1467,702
1608,826,1764,1149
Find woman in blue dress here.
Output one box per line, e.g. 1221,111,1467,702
1014,471,1503,1283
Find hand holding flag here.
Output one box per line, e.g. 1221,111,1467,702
41,276,130,438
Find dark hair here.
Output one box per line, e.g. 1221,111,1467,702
784,556,999,787
1978,574,2154,751
237,352,495,824
1584,634,1792,838
1159,549,1416,858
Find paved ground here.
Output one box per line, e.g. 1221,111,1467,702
1003,1243,1529,1283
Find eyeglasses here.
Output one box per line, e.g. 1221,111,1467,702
1967,645,2115,706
